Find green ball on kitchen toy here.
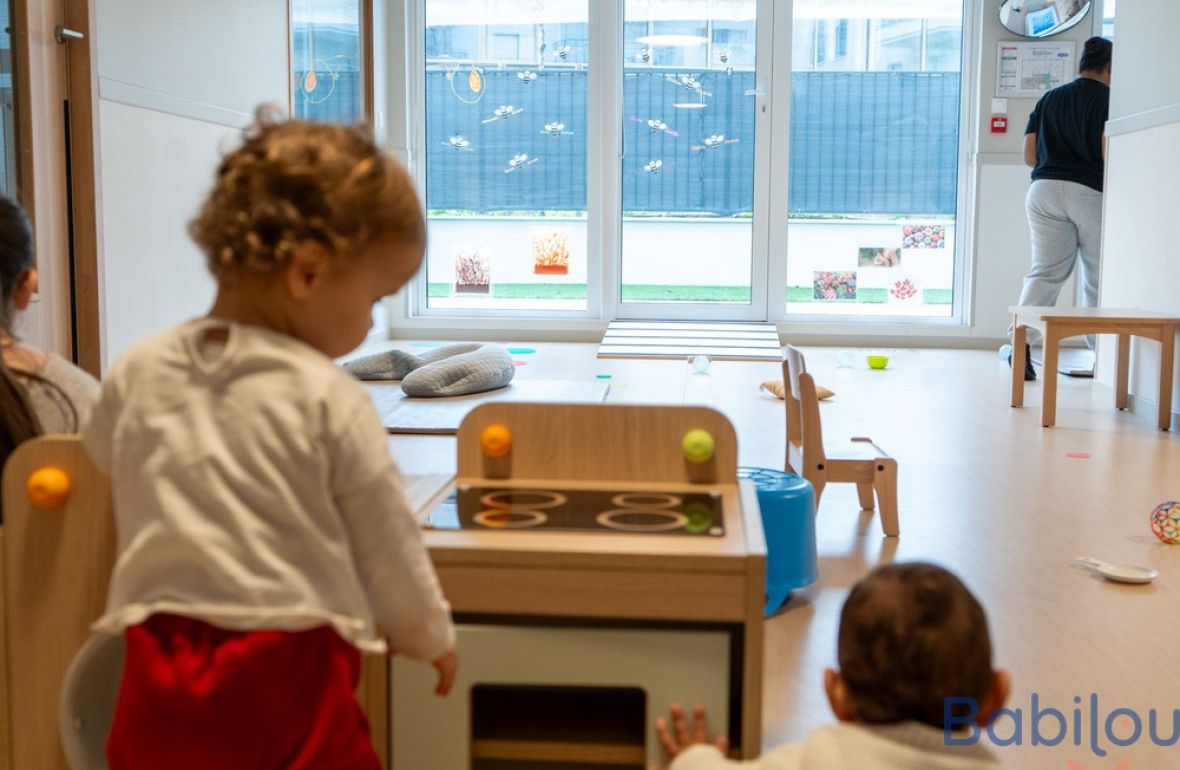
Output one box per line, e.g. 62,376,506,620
684,502,713,533
682,429,715,464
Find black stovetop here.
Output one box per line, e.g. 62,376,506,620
426,485,724,536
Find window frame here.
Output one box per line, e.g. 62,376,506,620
288,0,374,124
407,0,605,321
388,0,978,333
612,0,772,322
766,0,976,326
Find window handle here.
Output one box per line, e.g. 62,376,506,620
56,26,84,43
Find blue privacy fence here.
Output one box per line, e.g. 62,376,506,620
425,67,961,217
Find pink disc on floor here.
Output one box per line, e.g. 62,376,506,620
514,360,528,366
1066,452,1090,459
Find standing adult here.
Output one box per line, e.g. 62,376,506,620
1010,36,1112,381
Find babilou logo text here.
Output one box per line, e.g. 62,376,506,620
945,694,1180,757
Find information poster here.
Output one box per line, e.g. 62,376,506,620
996,41,1076,98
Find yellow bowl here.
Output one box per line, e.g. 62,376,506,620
866,355,889,370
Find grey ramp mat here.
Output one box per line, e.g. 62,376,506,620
365,380,611,434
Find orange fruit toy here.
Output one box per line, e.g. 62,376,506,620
480,424,513,459
26,466,72,509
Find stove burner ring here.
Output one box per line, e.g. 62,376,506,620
473,509,549,529
480,490,567,510
610,493,682,510
596,509,689,532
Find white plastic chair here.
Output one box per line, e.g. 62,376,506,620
59,633,124,770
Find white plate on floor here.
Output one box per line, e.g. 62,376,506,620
1075,557,1158,584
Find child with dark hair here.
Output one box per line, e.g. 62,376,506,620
0,195,98,498
82,109,455,769
657,563,1008,769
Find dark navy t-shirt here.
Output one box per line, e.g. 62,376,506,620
1025,77,1109,192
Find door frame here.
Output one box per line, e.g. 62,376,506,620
10,0,101,375
63,0,102,376
611,0,773,322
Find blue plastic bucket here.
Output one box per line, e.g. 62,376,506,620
738,467,818,616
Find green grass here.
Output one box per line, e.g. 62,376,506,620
621,285,751,303
923,289,953,305
430,282,588,299
788,286,953,305
430,283,751,303
427,282,953,305
786,287,884,303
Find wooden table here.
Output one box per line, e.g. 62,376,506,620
1009,306,1180,430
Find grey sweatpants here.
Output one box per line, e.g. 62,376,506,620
1012,178,1104,345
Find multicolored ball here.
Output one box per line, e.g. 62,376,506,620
1150,501,1180,545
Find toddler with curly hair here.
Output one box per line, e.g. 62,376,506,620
82,109,455,769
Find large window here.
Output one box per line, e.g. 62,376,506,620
620,0,760,309
291,0,365,124
422,2,590,312
785,2,963,318
408,1,968,323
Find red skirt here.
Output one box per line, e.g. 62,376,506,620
107,614,381,770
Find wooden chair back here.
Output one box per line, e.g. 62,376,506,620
782,345,826,466
0,436,115,770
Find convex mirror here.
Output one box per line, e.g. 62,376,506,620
999,0,1091,37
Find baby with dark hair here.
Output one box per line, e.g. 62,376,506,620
658,563,1008,769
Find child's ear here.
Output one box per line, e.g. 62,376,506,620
13,268,38,310
283,242,331,300
975,670,1011,727
824,668,858,722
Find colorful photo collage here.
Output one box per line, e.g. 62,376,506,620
811,223,946,303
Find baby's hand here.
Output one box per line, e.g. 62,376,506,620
432,649,458,696
655,703,728,760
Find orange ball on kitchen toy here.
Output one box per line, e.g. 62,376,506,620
26,466,72,509
1150,501,1180,544
480,424,513,458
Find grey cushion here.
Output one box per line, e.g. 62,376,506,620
346,343,516,397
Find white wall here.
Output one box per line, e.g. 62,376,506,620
93,0,289,368
1095,0,1180,426
1105,2,1180,119
967,0,1095,341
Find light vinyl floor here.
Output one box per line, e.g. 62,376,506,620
385,343,1180,770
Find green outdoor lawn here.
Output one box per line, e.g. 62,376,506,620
429,283,953,305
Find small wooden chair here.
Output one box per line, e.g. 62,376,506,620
782,346,899,536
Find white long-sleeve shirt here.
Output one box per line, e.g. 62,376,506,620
82,318,453,661
672,722,1002,770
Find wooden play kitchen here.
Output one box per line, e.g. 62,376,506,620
1009,306,1180,429
0,405,765,770
372,402,767,770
